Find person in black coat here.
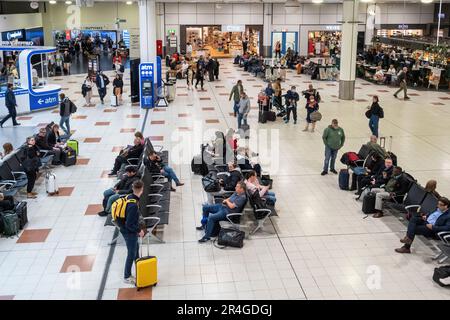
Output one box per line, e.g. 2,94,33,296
95,71,109,104
0,83,20,128
396,197,450,254
220,162,243,191
144,151,184,191
366,95,383,138
99,166,140,216
113,74,124,105
22,137,41,198
214,58,220,80
35,127,62,165
108,137,144,176
355,157,394,196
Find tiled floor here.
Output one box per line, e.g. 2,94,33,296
1,61,450,300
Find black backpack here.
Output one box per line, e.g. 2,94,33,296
433,265,450,287
202,172,220,192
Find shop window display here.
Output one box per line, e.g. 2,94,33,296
308,31,341,57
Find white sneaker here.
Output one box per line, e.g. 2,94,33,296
123,276,136,285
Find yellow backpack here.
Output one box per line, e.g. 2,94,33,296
111,195,137,223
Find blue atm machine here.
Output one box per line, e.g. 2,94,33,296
139,62,154,109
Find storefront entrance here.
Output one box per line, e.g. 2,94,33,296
181,25,262,58
307,31,341,57
271,32,298,57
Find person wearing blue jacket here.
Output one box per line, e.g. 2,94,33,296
284,86,300,124
118,180,145,284
0,83,20,128
396,197,450,254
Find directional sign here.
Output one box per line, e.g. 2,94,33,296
29,93,59,111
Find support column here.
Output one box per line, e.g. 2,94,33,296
263,3,272,58
339,0,359,100
364,4,377,47
139,0,157,72
156,2,166,56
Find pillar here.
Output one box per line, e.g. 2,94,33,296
139,0,157,69
156,2,166,55
263,3,272,58
364,4,377,47
339,0,359,100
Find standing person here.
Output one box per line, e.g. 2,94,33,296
112,51,123,69
303,95,319,132
229,80,244,117
74,40,81,59
22,137,40,199
214,58,220,80
242,37,248,54
195,56,205,90
284,86,299,124
275,41,281,59
366,95,383,138
63,50,72,75
82,75,94,107
393,67,410,100
59,93,76,136
0,83,20,128
95,71,109,104
321,119,345,176
113,74,124,106
186,64,194,91
117,180,146,284
207,58,215,82
272,78,282,109
186,42,193,59
237,91,250,129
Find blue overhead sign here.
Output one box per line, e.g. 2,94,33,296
139,62,154,109
29,92,59,111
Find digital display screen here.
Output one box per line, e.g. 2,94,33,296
143,82,151,88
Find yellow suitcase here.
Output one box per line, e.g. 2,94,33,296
135,237,158,290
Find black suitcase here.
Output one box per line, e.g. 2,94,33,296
266,111,276,121
61,148,77,167
15,201,28,230
338,169,349,190
362,192,376,214
258,111,267,123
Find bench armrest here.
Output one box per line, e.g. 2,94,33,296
437,231,450,243
126,158,139,165
153,145,164,152
226,213,243,226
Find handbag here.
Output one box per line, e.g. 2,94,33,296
365,109,372,119
310,111,322,122
202,172,221,192
216,227,245,248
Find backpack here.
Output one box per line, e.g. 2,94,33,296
69,100,77,114
0,211,19,237
111,195,137,224
379,107,384,119
433,265,450,287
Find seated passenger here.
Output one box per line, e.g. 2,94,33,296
0,142,13,160
145,151,184,191
47,124,66,148
369,166,411,218
219,162,242,191
98,166,140,216
245,170,276,205
353,153,384,192
108,137,144,176
373,66,385,83
424,180,440,199
35,127,62,165
236,147,261,177
356,157,394,196
197,181,247,243
135,131,145,145
0,192,14,211
395,197,450,254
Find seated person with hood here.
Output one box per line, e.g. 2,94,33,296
197,181,247,243
108,136,144,176
98,166,140,216
35,127,62,165
369,166,411,218
145,151,184,192
395,197,450,254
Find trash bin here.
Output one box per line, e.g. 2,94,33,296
166,80,176,102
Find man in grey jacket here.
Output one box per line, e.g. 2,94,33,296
237,91,250,129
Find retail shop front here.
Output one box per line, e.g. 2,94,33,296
180,24,263,58
375,24,426,38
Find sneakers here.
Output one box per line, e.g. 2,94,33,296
123,276,136,285
97,211,108,217
198,237,210,243
321,171,328,176
330,169,338,174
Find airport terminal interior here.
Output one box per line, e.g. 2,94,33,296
0,0,450,302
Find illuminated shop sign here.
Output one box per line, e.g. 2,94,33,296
222,25,246,33
6,30,24,40
325,26,341,31
0,40,34,46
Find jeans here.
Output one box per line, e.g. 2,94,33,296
285,106,297,122
60,116,71,135
121,231,139,279
237,113,247,129
162,166,180,185
323,146,338,173
264,191,277,204
103,188,121,213
98,88,106,102
202,204,228,238
405,215,435,248
369,115,379,137
233,101,239,116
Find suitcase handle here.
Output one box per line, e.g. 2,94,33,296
139,232,150,258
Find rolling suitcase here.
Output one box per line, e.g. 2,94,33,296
15,201,28,230
135,236,158,290
67,140,79,156
45,171,59,196
61,147,77,167
110,95,118,107
266,111,276,121
362,192,376,214
338,169,349,190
